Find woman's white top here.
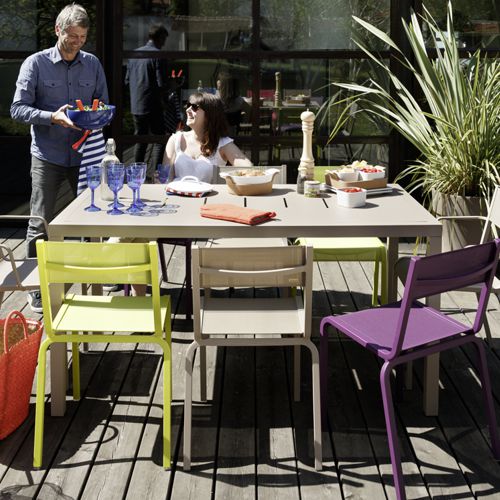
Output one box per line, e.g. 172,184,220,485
173,131,233,183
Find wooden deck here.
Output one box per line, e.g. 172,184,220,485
1,220,500,499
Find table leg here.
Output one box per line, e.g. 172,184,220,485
423,235,442,416
387,237,399,303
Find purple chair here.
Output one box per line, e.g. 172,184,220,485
320,240,500,500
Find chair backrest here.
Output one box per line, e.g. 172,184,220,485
390,239,500,359
192,244,313,336
480,186,500,244
36,240,162,335
216,164,287,184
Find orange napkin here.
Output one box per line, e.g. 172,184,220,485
200,203,276,225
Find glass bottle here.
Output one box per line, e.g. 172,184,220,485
100,138,120,201
197,80,203,93
296,166,307,194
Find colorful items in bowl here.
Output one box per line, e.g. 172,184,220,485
67,104,116,130
220,168,280,185
337,187,367,208
359,167,385,181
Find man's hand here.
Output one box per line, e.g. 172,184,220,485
51,104,81,130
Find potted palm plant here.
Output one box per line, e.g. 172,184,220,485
326,1,500,250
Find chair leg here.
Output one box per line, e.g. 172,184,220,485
319,322,329,424
33,339,51,468
477,292,493,344
184,341,198,471
305,340,323,471
471,338,500,458
294,345,301,402
71,342,80,400
161,338,172,469
380,362,406,500
199,345,207,402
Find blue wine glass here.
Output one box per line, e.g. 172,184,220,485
133,162,147,208
106,163,125,215
157,163,170,184
126,164,143,214
84,165,101,212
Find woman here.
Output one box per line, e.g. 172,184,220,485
164,92,252,182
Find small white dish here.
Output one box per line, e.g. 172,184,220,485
359,168,385,181
337,188,367,208
337,170,359,182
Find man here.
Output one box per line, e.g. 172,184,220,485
125,24,170,180
11,3,108,313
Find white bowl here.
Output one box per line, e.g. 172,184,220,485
337,188,367,208
359,168,385,181
220,168,279,185
337,170,359,182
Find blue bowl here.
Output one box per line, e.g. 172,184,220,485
67,105,116,130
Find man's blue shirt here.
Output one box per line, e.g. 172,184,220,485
11,44,108,167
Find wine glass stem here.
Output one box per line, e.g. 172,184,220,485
90,188,95,207
113,189,119,210
133,188,137,206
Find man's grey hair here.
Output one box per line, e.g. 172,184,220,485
56,3,89,32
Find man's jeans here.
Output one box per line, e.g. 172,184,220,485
26,156,79,257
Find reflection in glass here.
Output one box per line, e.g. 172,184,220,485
123,1,252,51
424,1,499,49
0,1,97,51
260,0,390,50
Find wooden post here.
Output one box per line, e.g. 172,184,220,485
274,72,281,108
300,109,315,179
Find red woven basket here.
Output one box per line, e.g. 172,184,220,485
0,310,43,439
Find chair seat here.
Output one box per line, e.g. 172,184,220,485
0,258,39,289
53,294,170,333
296,237,385,261
201,297,304,335
327,301,470,359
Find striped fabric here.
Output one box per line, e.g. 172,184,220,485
77,130,106,195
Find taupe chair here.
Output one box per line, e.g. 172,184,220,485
183,244,322,471
0,215,48,306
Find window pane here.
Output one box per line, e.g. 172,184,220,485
424,1,500,49
260,0,390,50
123,1,252,51
0,1,97,51
0,60,29,136
258,59,389,139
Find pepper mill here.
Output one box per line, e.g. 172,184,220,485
274,72,281,108
299,109,316,179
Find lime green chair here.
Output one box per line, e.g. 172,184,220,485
296,166,388,306
33,241,171,469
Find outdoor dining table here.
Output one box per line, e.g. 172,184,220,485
48,183,442,417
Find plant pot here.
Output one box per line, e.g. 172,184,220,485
431,190,486,252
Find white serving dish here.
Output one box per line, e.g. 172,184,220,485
337,188,367,208
359,168,385,181
166,176,213,197
219,168,280,185
337,170,359,182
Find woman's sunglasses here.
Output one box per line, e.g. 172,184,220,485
186,103,200,112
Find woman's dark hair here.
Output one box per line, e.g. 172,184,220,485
189,92,229,157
